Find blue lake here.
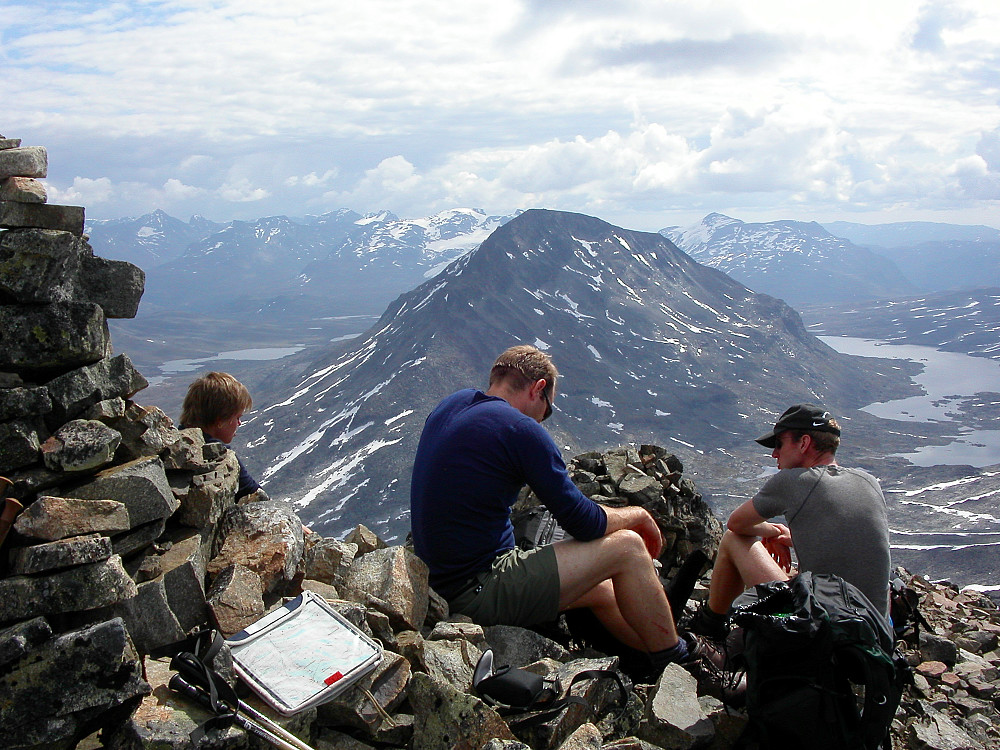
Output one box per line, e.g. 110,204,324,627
820,336,1000,467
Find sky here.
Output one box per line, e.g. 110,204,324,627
4,0,1000,231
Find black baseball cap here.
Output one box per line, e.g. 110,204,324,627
755,403,841,449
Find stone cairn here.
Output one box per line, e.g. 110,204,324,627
2,137,1000,750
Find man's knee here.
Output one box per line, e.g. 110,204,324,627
605,528,648,558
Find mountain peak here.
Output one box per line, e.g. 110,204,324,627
242,208,892,537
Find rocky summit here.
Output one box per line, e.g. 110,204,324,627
3,137,1000,750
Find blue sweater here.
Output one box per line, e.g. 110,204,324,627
410,389,607,598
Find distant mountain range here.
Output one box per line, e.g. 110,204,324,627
661,213,915,306
236,209,913,539
86,207,514,319
663,214,1000,305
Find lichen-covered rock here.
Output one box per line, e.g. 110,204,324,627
0,228,85,304
0,300,111,372
44,353,147,425
78,253,145,319
1,618,149,750
41,418,121,472
0,553,137,623
8,532,112,575
0,417,46,472
0,384,52,421
409,670,517,750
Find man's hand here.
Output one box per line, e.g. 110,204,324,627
762,522,794,572
603,505,664,559
633,511,665,559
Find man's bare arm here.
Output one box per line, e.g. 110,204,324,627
728,499,794,571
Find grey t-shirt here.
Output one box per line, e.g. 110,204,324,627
753,465,890,617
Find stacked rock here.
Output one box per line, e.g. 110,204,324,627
0,136,246,748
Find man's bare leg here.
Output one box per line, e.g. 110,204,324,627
707,530,790,615
554,530,677,653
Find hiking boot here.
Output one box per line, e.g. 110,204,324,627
679,633,747,708
688,631,728,671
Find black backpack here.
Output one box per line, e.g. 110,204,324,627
729,572,911,750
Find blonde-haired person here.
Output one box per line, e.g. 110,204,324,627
180,371,262,500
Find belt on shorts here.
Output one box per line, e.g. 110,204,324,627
451,573,484,601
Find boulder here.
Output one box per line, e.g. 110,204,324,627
0,145,47,179
0,417,45,472
104,656,244,750
111,576,187,655
78,253,145,319
156,527,212,633
209,501,305,594
44,353,147,425
344,523,387,557
0,616,53,671
408,671,517,750
0,175,46,202
59,456,178,527
304,536,358,586
0,228,84,304
640,664,715,749
556,722,603,750
0,201,85,234
41,418,121,472
0,553,137,623
13,495,130,540
0,384,52,420
484,624,571,666
316,650,411,734
7,532,113,575
170,447,240,528
1,618,149,750
207,563,266,637
0,300,110,372
106,402,179,462
343,545,429,631
423,635,484,693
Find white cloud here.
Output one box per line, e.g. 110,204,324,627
218,179,270,203
163,178,204,200
44,176,114,205
285,169,339,188
6,1,1000,227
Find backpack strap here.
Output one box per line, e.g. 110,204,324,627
475,659,628,727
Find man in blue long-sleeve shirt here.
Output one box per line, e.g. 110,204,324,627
411,345,716,676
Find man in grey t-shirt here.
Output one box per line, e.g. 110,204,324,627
690,404,891,638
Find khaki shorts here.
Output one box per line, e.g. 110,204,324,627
448,545,561,627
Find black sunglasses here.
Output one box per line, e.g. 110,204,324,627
541,389,553,421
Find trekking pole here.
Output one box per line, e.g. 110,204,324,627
168,675,307,750
170,653,315,750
